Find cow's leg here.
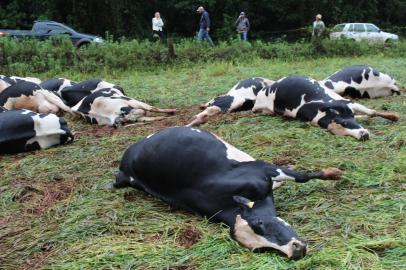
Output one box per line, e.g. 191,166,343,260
109,171,144,191
137,116,166,122
128,100,176,115
348,102,399,122
37,90,73,115
270,166,342,184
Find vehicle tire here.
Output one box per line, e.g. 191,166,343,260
385,39,393,44
77,42,90,49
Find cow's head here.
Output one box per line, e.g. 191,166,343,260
323,104,369,140
232,196,307,259
187,106,221,127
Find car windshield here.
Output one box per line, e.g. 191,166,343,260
332,24,345,32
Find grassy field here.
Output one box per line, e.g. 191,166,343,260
1,56,405,269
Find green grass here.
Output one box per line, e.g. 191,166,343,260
1,56,406,269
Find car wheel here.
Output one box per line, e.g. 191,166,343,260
77,42,90,49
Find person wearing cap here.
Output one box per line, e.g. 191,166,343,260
196,6,214,46
235,12,250,41
312,14,325,39
152,12,164,40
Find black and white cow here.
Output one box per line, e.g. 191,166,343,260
59,79,124,107
188,77,274,126
0,81,72,115
72,88,176,127
110,127,342,258
0,75,42,92
322,65,400,98
40,78,77,96
252,76,399,140
0,108,74,154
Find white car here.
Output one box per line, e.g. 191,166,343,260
330,23,399,43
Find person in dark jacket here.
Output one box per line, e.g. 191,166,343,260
235,12,250,41
196,6,214,46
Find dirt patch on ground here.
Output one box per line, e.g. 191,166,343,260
19,250,54,270
69,105,258,141
175,224,202,248
74,124,117,139
13,179,76,216
123,191,138,202
273,157,296,167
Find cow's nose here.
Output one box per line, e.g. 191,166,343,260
291,242,307,259
359,130,370,141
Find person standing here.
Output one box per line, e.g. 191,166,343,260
312,14,325,39
235,12,250,41
196,6,214,46
152,12,164,40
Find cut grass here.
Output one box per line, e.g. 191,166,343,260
1,56,406,269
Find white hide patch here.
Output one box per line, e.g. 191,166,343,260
190,128,201,133
56,79,76,94
311,110,327,126
252,89,276,114
276,217,292,227
272,169,295,182
26,114,66,149
213,134,255,162
227,77,274,101
96,81,116,91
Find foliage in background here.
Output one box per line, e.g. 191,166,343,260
0,0,405,40
1,37,406,75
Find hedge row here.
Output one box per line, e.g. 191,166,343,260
0,37,405,75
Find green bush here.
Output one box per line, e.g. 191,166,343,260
0,37,405,75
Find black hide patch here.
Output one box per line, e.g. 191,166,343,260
0,81,41,106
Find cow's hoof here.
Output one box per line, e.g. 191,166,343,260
321,167,342,180
358,130,370,141
105,182,116,191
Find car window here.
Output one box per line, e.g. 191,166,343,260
348,24,354,32
46,24,68,33
354,24,365,32
32,23,48,34
332,24,345,32
366,24,379,32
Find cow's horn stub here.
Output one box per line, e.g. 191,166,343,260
247,201,255,208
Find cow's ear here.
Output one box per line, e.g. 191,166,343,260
233,195,255,209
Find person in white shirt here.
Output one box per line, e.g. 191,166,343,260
152,12,164,40
312,14,325,39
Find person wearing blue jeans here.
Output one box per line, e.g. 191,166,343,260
197,6,214,46
235,12,250,41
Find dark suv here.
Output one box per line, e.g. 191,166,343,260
0,20,104,48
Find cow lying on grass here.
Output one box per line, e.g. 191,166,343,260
59,79,125,107
188,77,274,126
72,88,176,127
252,76,399,140
322,65,400,98
0,107,73,154
110,127,342,259
0,81,73,115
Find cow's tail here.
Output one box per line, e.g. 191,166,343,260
39,90,74,115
